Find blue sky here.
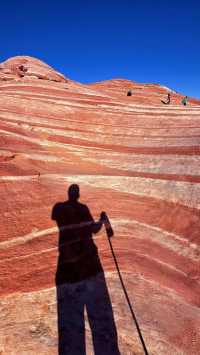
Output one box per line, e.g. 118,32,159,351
0,0,200,98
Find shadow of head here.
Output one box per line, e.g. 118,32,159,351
68,184,80,202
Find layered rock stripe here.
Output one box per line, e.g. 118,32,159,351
0,56,200,354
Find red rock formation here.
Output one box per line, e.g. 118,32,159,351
0,56,200,354
0,55,68,82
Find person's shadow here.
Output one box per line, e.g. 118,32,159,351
52,184,120,355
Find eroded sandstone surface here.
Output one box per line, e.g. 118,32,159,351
0,56,200,354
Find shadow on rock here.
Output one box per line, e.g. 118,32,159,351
52,184,120,355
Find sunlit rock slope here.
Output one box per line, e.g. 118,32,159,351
0,56,200,355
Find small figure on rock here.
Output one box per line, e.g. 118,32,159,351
18,65,26,72
17,65,28,77
161,93,171,105
127,90,132,96
182,96,188,106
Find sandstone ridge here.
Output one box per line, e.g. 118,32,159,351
0,56,200,355
0,55,68,83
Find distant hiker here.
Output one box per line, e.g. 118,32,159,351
17,65,28,77
182,96,188,106
161,93,171,105
18,65,27,73
127,90,132,96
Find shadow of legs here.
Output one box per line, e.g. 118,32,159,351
57,283,86,355
86,273,120,355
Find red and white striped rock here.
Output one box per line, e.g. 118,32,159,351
0,56,68,82
0,56,200,355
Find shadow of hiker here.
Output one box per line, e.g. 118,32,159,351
52,184,120,355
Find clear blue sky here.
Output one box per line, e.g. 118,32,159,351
0,0,200,98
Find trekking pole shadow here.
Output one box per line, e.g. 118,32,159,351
102,212,149,355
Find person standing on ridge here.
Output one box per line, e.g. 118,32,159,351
182,96,188,106
161,93,171,105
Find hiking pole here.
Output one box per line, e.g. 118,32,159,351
101,212,149,355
